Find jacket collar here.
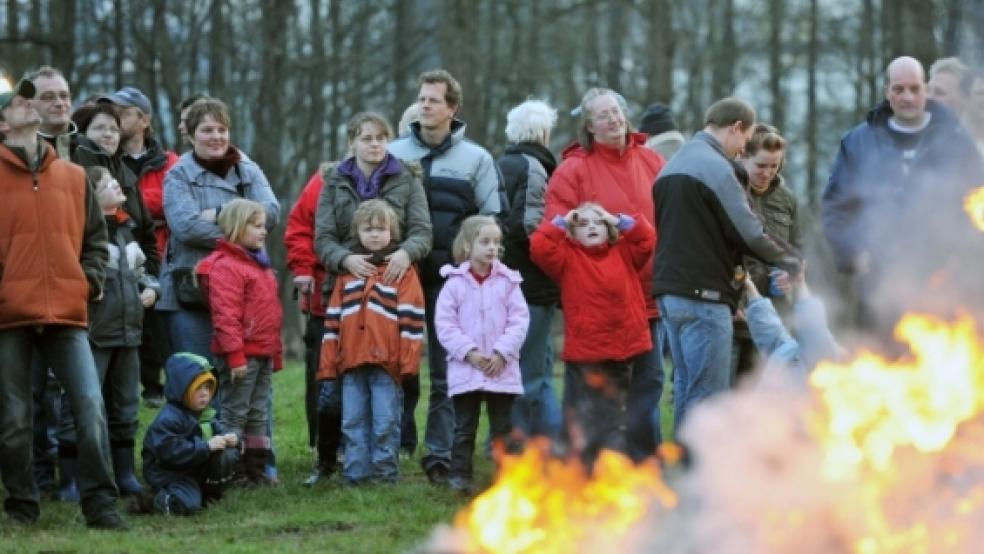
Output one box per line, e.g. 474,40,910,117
439,260,522,284
505,141,558,175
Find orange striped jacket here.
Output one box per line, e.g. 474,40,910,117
317,263,425,382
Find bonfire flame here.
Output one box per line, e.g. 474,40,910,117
962,186,984,232
448,441,677,554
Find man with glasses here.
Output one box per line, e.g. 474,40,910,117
27,66,75,159
0,78,126,529
543,87,666,461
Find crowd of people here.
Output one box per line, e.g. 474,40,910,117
0,53,981,530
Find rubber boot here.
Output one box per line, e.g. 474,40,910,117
243,448,275,486
111,446,145,496
56,453,80,503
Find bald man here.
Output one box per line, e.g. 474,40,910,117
822,56,984,340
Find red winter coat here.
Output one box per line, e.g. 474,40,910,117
530,214,654,363
284,169,328,316
137,150,179,259
543,134,664,318
199,240,283,370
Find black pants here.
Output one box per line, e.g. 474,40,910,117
304,315,326,448
563,360,632,470
139,308,170,398
450,392,514,483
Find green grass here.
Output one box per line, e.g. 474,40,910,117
0,359,675,553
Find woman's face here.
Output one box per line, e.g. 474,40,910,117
350,121,389,167
86,113,121,154
192,114,230,160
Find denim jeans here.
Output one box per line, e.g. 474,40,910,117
451,392,514,485
626,319,665,460
511,303,562,440
0,326,118,523
659,295,733,432
420,284,453,473
563,360,632,469
217,356,272,444
166,308,213,364
341,366,402,483
59,345,141,445
316,379,343,468
32,362,60,494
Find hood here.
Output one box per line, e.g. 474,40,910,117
504,141,558,175
0,139,55,173
439,259,523,284
163,352,216,406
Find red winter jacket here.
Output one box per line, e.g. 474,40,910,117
137,150,179,259
199,240,283,370
284,169,328,316
530,214,654,363
544,133,664,318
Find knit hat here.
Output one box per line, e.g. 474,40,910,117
98,86,152,114
638,103,677,136
0,78,36,111
184,371,217,410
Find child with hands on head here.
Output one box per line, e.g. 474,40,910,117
530,202,655,468
435,216,530,494
138,353,238,516
196,198,283,486
317,200,426,485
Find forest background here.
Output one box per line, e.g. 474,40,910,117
2,0,980,354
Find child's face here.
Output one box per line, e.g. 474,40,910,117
357,217,392,252
191,383,212,411
240,213,267,250
95,174,126,210
468,224,502,268
572,208,608,247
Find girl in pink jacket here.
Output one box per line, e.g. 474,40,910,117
435,215,530,494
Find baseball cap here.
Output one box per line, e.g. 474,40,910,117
98,86,151,114
0,78,37,111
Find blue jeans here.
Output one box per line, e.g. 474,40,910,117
421,284,453,473
626,319,665,460
511,304,562,440
341,366,402,483
59,345,141,445
166,309,213,364
659,295,733,432
0,326,118,523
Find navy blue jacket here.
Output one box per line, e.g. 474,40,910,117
142,357,225,489
822,99,984,274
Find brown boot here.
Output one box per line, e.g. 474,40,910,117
243,448,276,487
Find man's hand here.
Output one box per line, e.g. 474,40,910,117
208,435,227,451
293,275,314,295
139,288,157,308
229,365,247,383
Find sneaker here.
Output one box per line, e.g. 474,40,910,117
87,511,129,530
425,465,449,486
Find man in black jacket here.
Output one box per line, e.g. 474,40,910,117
653,97,800,430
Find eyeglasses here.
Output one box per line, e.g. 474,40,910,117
38,91,70,102
591,109,623,123
89,124,121,135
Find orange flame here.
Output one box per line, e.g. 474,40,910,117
451,442,677,554
962,187,984,232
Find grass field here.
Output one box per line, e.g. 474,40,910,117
0,360,674,553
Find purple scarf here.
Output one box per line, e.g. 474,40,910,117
337,153,402,200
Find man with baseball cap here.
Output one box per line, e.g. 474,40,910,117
99,86,179,410
0,77,127,529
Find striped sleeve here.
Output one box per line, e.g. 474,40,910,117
397,270,426,376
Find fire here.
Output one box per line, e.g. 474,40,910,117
448,441,677,554
962,186,984,231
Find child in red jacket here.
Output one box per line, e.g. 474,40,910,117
530,202,655,468
198,198,283,485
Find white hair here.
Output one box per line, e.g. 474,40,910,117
504,99,557,144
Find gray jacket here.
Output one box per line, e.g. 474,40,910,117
158,150,280,311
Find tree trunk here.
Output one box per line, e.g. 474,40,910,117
768,0,785,130
806,0,819,210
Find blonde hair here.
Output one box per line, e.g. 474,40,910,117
351,199,401,246
573,202,619,244
217,198,266,245
452,215,500,263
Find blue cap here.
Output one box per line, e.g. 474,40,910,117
98,86,152,114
